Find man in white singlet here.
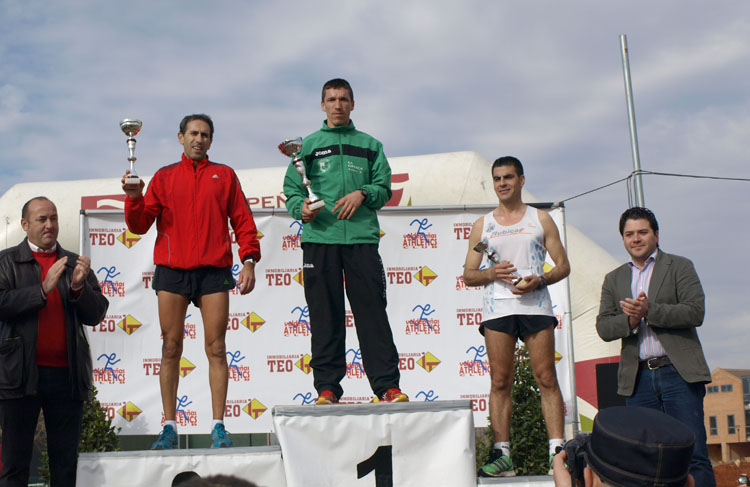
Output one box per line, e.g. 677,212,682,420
464,156,570,478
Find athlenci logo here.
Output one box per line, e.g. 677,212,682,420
404,304,440,335
95,265,125,298
93,352,126,384
284,306,311,337
402,217,438,249
227,350,251,382
459,345,490,377
282,221,303,251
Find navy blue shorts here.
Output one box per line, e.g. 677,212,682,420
152,265,235,307
480,314,557,340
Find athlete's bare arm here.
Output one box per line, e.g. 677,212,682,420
514,209,570,293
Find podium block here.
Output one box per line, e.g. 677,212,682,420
273,400,476,487
76,445,286,487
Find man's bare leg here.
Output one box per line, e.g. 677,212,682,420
484,329,518,442
197,291,230,420
157,291,190,421
524,326,564,439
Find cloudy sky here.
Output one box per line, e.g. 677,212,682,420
2,1,749,369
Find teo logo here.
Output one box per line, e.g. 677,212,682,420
96,265,125,297
227,312,265,333
386,265,437,287
142,358,161,376
141,271,154,288
179,357,196,378
417,352,441,373
101,401,142,422
243,399,267,420
456,307,482,326
452,222,473,240
345,348,366,379
404,304,440,335
226,350,251,382
266,354,308,374
88,228,141,249
459,345,490,377
282,221,303,251
93,352,126,384
224,399,246,418
402,217,438,249
93,314,142,335
284,306,311,337
264,267,303,287
460,393,489,412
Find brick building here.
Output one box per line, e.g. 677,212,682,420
704,368,750,463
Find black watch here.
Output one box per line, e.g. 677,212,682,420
360,188,369,199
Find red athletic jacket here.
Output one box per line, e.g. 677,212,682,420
125,154,261,269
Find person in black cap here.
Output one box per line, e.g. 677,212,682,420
552,406,695,487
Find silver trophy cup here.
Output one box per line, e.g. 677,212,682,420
120,119,143,186
278,137,325,211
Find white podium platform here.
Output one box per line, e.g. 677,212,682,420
76,445,286,487
273,400,476,487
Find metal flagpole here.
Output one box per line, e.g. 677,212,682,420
620,34,646,207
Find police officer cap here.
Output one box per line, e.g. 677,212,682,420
584,406,695,487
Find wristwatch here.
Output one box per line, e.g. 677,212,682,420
537,276,548,289
360,188,369,199
243,257,257,265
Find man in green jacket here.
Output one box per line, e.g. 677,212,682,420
283,78,407,405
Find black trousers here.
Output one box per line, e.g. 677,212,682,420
302,243,400,398
0,367,83,487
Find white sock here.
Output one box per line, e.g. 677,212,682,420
212,419,224,428
493,442,511,458
165,420,177,431
549,438,565,455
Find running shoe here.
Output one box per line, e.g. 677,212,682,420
315,390,338,405
478,449,515,477
211,423,233,448
373,387,409,403
151,424,178,450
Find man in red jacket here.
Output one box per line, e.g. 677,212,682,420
122,114,261,449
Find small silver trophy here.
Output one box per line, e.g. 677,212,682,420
278,137,325,211
474,240,523,284
120,119,143,186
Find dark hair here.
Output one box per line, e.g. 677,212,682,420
321,78,354,102
619,207,659,236
179,114,214,139
21,196,53,220
491,156,524,177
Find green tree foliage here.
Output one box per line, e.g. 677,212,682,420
39,386,120,484
475,344,549,476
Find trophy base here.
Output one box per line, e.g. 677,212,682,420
124,175,141,187
309,199,326,211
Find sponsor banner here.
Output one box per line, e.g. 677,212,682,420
84,207,573,434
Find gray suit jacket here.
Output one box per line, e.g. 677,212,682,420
596,250,711,396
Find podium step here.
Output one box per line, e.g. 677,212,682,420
273,400,476,487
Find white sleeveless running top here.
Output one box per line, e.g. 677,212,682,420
480,206,554,320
